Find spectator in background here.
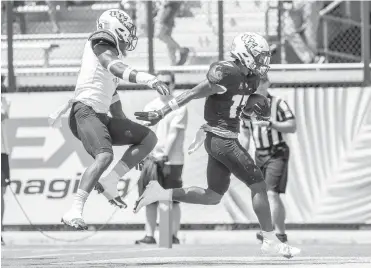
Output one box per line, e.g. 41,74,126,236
1,76,8,93
282,0,325,63
45,0,61,33
155,1,189,66
136,71,187,245
239,75,296,244
1,96,11,246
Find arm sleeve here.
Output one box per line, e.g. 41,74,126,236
170,107,188,129
277,100,295,121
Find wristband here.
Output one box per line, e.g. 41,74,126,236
122,67,134,81
168,99,180,111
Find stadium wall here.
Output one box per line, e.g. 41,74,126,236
2,87,371,229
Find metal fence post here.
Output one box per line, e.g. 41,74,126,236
218,0,224,61
277,0,285,64
6,1,16,92
146,1,154,74
361,1,370,86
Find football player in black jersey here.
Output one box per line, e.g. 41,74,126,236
134,32,301,258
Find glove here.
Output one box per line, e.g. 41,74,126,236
148,79,171,96
134,110,164,126
242,93,271,121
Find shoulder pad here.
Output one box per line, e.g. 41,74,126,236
89,30,117,48
207,61,240,85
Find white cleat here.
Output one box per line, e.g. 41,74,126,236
261,239,301,259
133,181,165,213
61,210,87,231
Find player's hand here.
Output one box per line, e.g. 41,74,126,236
242,93,271,121
134,110,163,126
149,78,170,95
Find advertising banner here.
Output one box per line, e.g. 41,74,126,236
2,87,371,225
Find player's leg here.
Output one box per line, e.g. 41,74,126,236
265,148,290,242
225,140,299,257
96,118,157,205
63,103,114,230
133,134,231,212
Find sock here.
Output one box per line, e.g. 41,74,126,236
112,160,131,176
98,161,130,200
71,189,89,216
262,231,280,242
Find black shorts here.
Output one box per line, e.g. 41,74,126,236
69,102,151,158
204,132,264,195
158,164,183,204
158,164,183,189
255,144,290,194
1,153,10,186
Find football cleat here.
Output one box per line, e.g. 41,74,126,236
261,239,301,259
133,181,166,213
61,210,88,231
256,231,288,243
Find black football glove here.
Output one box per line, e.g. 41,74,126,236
134,110,164,126
242,93,271,121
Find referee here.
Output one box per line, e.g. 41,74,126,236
239,75,296,243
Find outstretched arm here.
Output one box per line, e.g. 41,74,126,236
134,79,224,125
158,79,224,117
91,34,169,95
134,60,232,125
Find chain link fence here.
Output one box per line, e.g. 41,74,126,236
1,1,370,92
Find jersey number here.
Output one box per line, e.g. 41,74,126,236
230,95,243,118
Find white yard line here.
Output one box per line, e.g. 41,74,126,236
18,247,162,259
53,256,371,265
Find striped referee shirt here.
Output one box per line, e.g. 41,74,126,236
242,94,295,149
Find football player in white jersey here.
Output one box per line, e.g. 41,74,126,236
50,9,171,230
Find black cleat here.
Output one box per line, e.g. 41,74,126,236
135,235,157,245
109,196,128,209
